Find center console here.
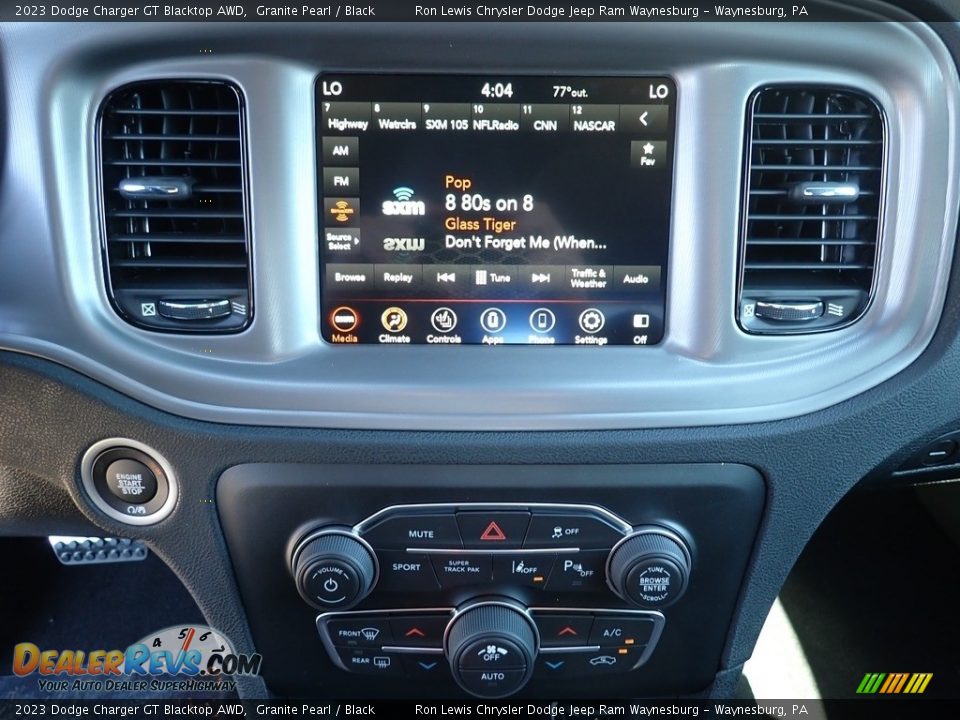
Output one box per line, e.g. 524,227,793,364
217,463,763,698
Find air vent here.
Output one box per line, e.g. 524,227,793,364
738,87,884,334
99,81,251,332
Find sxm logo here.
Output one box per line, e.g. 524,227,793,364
857,672,933,695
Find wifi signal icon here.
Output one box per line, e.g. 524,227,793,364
392,187,416,201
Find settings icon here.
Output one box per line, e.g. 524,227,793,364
578,308,605,334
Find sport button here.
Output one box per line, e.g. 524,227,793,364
457,512,530,549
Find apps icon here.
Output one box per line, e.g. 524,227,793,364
481,308,507,333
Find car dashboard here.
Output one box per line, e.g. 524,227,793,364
2,3,960,703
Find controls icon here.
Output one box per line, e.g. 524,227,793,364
330,306,360,333
381,307,408,333
578,308,605,334
431,307,458,333
481,308,507,333
529,308,556,334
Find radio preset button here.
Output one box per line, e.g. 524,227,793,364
375,551,440,592
361,513,462,549
524,513,624,549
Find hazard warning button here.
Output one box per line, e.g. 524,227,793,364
456,511,531,550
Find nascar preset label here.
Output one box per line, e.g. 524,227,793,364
318,75,675,346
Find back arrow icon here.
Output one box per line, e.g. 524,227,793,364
639,111,649,126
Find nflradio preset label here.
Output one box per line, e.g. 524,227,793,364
318,75,675,346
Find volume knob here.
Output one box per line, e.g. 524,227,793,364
291,531,377,610
607,529,691,609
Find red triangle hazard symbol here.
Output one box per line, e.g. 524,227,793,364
480,521,507,541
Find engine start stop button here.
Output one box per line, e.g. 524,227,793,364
103,458,158,504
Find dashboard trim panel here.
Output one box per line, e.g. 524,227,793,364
0,16,956,430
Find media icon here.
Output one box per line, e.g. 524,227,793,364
529,308,556,334
481,308,507,333
431,307,458,333
381,307,408,333
578,308,605,334
330,306,360,333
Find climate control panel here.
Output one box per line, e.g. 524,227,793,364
289,504,689,696
318,604,664,698
217,462,765,698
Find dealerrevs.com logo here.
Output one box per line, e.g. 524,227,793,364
12,624,262,693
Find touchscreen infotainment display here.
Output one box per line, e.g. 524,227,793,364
318,75,675,346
